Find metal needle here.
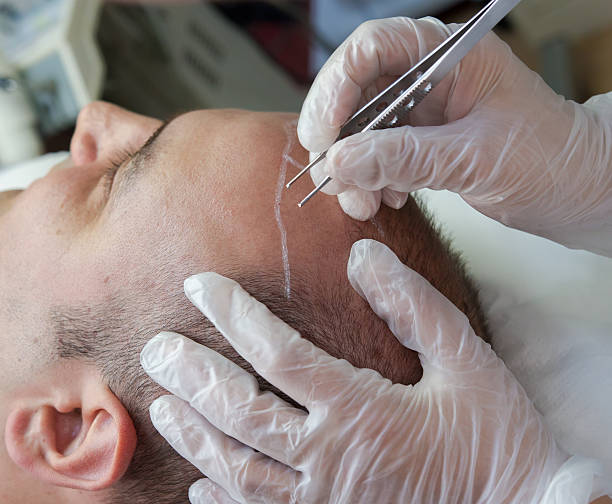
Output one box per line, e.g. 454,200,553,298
289,0,520,209
285,151,326,189
298,176,332,207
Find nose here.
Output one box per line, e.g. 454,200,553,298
70,101,162,166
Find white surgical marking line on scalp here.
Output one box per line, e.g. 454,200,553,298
275,120,297,300
370,217,385,238
284,154,301,169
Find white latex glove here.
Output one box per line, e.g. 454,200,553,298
140,239,604,503
297,17,612,256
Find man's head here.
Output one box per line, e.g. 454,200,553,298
0,102,488,503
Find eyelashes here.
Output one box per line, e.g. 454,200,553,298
101,148,134,199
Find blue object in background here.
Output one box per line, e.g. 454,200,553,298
310,0,463,73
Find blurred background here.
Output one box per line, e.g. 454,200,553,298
1,0,612,166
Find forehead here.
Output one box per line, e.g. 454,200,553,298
145,110,356,278
161,109,298,188
0,109,361,327
0,108,371,392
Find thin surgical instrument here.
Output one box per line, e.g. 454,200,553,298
287,0,522,207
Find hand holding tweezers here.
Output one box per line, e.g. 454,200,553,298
287,0,522,207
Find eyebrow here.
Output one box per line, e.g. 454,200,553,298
113,113,184,197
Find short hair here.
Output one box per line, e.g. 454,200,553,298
54,195,489,503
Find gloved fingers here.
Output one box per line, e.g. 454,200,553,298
141,332,307,467
184,272,361,409
347,239,489,371
310,161,406,219
309,155,347,195
189,479,240,504
325,119,482,195
337,187,382,221
150,395,299,504
297,17,451,153
381,188,410,210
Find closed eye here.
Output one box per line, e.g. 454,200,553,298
99,117,175,203
101,149,134,199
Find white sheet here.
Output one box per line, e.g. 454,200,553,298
2,156,611,493
420,189,612,492
0,152,68,190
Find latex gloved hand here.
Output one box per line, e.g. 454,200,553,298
140,239,603,503
298,17,612,256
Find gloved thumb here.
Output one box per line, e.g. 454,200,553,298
189,479,240,504
347,239,492,372
326,116,484,195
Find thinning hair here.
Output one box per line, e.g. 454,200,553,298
54,195,489,504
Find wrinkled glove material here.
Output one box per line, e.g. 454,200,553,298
141,239,605,503
298,17,612,256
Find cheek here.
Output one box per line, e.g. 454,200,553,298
91,186,195,288
0,191,22,217
0,199,110,310
4,195,70,266
0,323,47,391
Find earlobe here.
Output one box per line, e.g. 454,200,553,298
4,367,137,491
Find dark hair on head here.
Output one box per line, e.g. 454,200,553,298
54,195,489,503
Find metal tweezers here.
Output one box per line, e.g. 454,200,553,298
287,0,522,207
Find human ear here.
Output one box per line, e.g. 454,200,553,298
4,361,137,491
